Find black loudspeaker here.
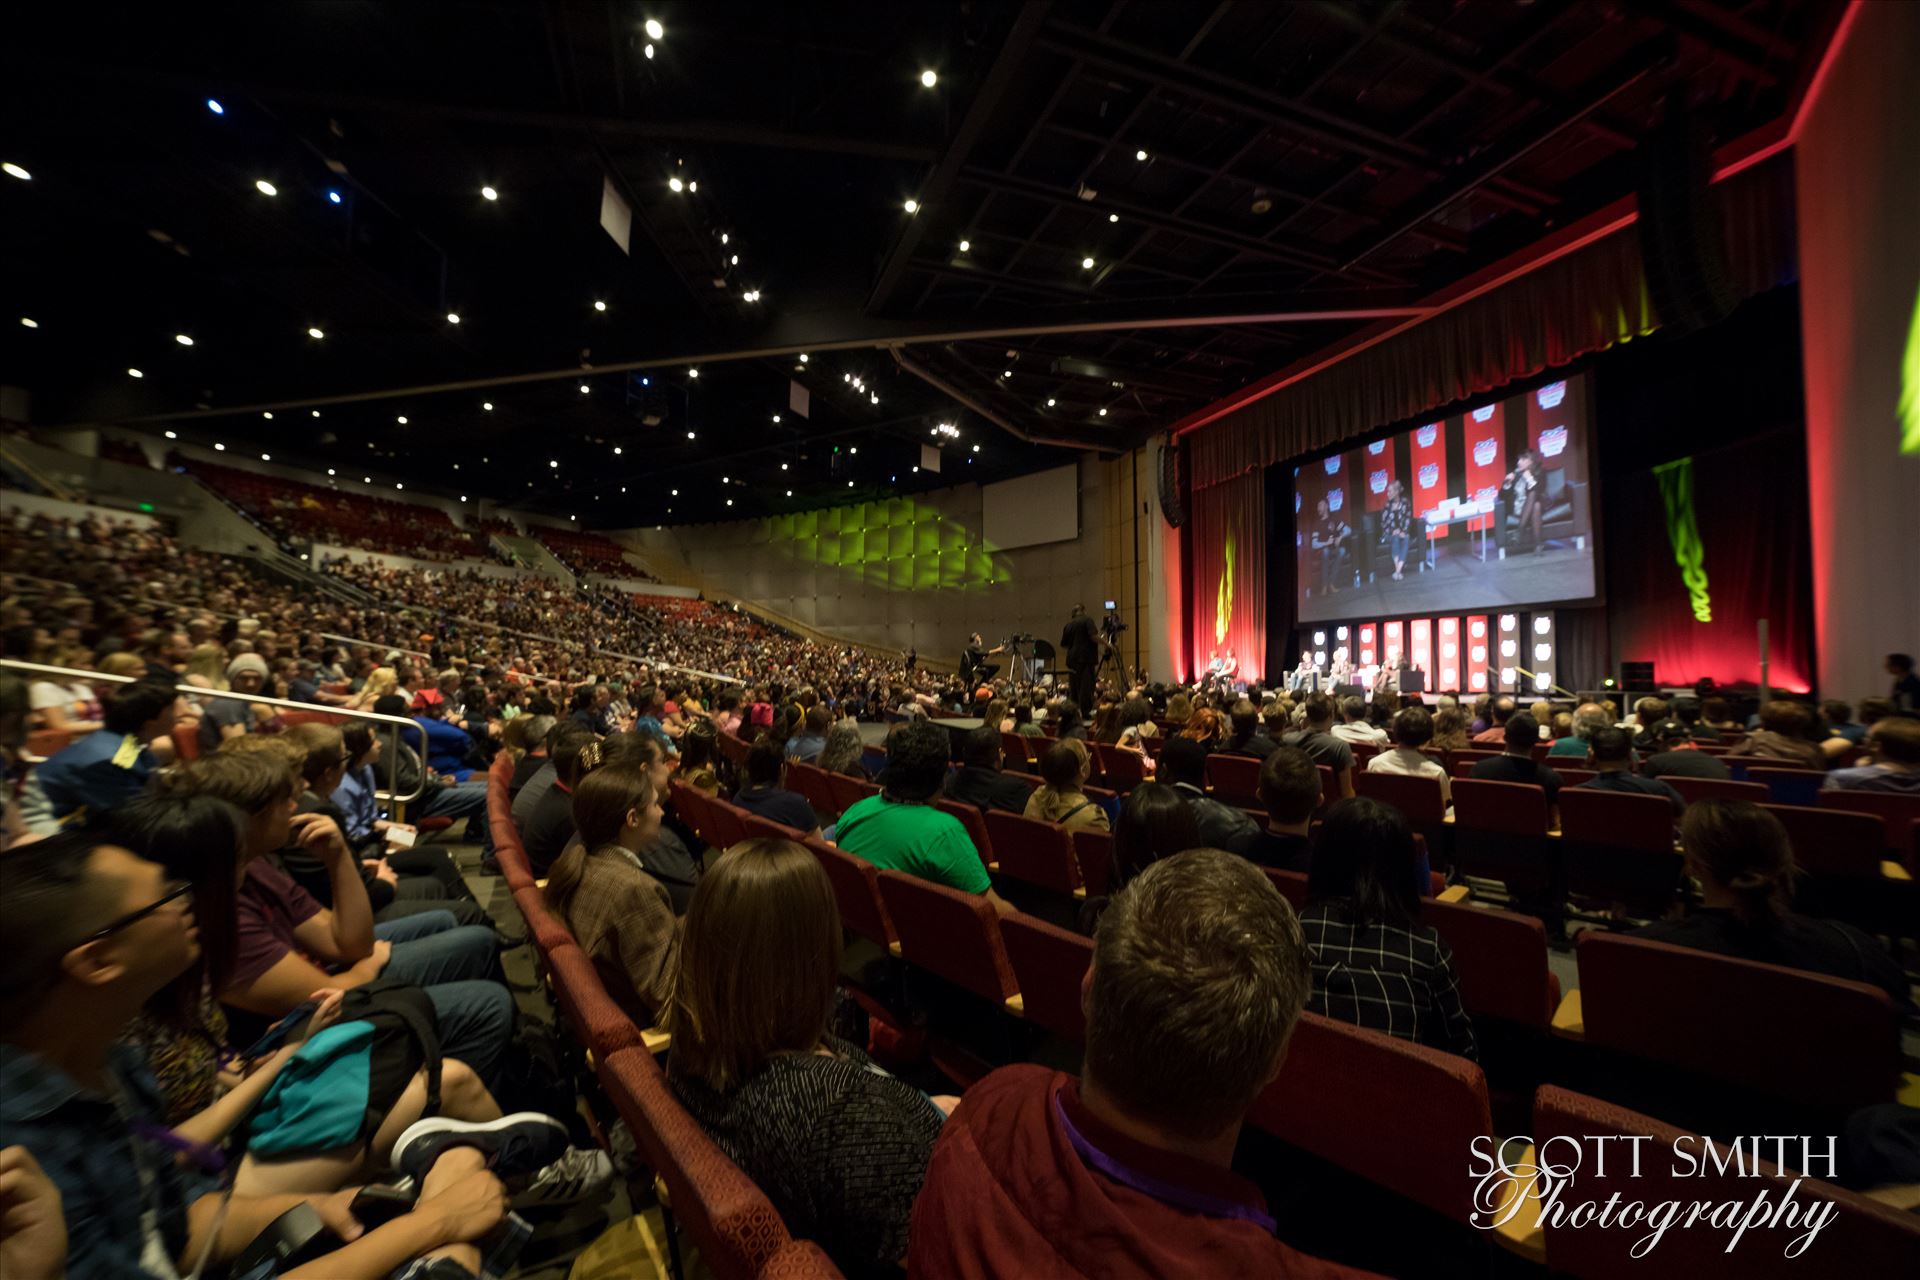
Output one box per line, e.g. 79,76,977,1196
1621,661,1656,688
1158,434,1187,529
1637,101,1739,335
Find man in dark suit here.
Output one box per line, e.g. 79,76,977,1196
1061,604,1101,713
945,727,1035,815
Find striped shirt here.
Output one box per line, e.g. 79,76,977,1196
1298,902,1478,1061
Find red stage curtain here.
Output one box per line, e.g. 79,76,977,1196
1185,158,1795,491
1185,470,1267,684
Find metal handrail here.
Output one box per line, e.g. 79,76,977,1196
3,658,430,808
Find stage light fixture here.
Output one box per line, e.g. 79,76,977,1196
721,233,729,245
1098,408,1107,416
730,254,738,265
644,17,664,39
772,414,782,423
1046,398,1056,407
972,444,980,452
786,490,792,497
686,432,695,440
2,162,30,181
726,499,733,507
1002,370,1011,378
688,367,699,378
255,179,277,196
671,489,678,496
1109,213,1119,223
798,353,808,363
958,239,970,252
870,394,879,404
260,451,271,459
579,383,590,393
128,368,142,378
549,459,559,468
850,447,858,454
1313,631,1326,646
206,99,224,115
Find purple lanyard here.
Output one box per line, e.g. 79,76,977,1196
131,1120,229,1174
1052,1094,1277,1234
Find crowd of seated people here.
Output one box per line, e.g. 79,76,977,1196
182,458,492,562
5,501,1920,1276
530,525,657,581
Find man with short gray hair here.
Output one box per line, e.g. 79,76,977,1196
1549,700,1613,758
911,851,1368,1277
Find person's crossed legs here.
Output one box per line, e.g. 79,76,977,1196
373,912,515,1090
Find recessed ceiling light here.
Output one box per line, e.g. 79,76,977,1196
959,239,970,252
686,431,695,440
671,489,678,496
311,410,321,418
798,353,808,363
644,17,664,40
579,383,590,394
214,443,226,451
481,185,498,201
1108,213,1119,223
1082,257,1095,270
460,495,467,502
730,254,739,265
687,367,698,378
2,163,30,182
205,99,224,115
482,401,493,411
326,467,334,474
260,451,271,459
972,444,980,452
786,490,792,497
166,430,178,439
327,190,342,205
307,326,325,339
613,446,622,455
19,317,37,328
688,180,697,193
445,312,461,324
549,459,559,468
127,367,143,378
1098,407,1108,416
668,176,684,193
848,481,854,487
903,199,919,214
262,412,273,420
1135,149,1148,162
912,466,920,473
593,300,606,312
726,498,733,507
920,69,938,88
363,476,372,483
396,415,408,424
255,179,277,197
175,333,193,346
1046,398,1056,407
772,414,781,423
720,233,729,245
1002,370,1011,378
644,41,655,59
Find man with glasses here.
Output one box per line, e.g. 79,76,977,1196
0,830,532,1280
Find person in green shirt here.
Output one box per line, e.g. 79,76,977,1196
835,720,1011,911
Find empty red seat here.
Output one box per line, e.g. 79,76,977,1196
1819,789,1920,863
1448,749,1501,777
1421,898,1561,1029
1206,753,1261,806
1571,931,1901,1114
998,732,1033,770
803,839,896,951
873,869,1019,1003
1533,1085,1920,1278
1665,776,1769,805
597,1047,792,1280
1353,770,1447,824
930,798,995,869
1760,802,1906,930
784,761,838,819
1248,1013,1495,1227
999,912,1094,1041
1556,787,1681,917
983,810,1081,894
1070,828,1114,899
1094,742,1147,790
828,772,881,815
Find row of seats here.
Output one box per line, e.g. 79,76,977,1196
702,778,1920,1273
185,458,489,559
483,755,844,1280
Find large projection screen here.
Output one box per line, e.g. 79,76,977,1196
1294,373,1599,624
983,464,1079,550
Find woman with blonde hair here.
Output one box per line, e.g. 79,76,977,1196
545,759,681,1024
347,665,399,711
184,641,231,689
668,840,947,1275
1023,739,1110,832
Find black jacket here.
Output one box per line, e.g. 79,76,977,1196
945,766,1033,816
1061,615,1100,667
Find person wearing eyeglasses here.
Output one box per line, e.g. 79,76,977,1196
0,830,543,1280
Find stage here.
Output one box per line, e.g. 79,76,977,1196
1300,541,1594,625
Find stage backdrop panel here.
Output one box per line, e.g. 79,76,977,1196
1186,469,1268,684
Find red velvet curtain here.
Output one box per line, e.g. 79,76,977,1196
1185,158,1796,491
1184,470,1266,684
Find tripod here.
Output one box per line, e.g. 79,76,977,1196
1096,635,1133,700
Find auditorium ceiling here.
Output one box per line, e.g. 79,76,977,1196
1,0,1845,524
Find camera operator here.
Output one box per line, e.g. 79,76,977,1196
1060,605,1101,713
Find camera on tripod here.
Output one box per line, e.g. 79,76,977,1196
1101,600,1126,638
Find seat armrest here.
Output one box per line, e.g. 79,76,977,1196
1549,989,1585,1039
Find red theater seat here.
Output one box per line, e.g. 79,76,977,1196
1818,789,1920,864
1354,770,1447,824
1205,753,1261,807
1421,897,1561,1029
983,810,1081,894
545,942,648,1060
803,840,896,951
1556,788,1682,918
1070,828,1114,899
873,870,1019,1004
931,798,995,870
783,762,838,820
1448,778,1556,904
1665,776,1770,805
755,1241,846,1279
1533,1085,1920,1278
999,912,1093,1041
828,773,881,816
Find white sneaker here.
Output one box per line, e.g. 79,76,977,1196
511,1147,614,1211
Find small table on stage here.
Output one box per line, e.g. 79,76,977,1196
1421,498,1497,569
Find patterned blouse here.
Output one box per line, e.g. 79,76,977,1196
123,991,230,1126
1383,495,1412,537
1298,901,1477,1061
670,1035,942,1276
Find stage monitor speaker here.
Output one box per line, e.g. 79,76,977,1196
1637,101,1738,335
1401,670,1427,693
1620,661,1656,688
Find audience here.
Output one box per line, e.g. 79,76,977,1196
787,705,832,764
1428,706,1471,754
519,724,600,875
838,720,1010,908
1103,781,1201,900
544,758,682,1025
1823,716,1920,793
910,851,1366,1277
1280,696,1356,800
1363,706,1451,806
1742,700,1828,769
1468,712,1562,804
668,841,948,1275
1299,799,1476,1060
29,678,179,828
946,725,1037,815
1247,747,1322,872
1632,801,1910,1011
1331,695,1388,746
1220,698,1280,759
1470,695,1516,744
1639,720,1733,781
1155,737,1256,854
817,721,869,779
1576,726,1685,814
732,735,823,834
1023,739,1112,833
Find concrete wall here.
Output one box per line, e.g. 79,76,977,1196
618,452,1166,669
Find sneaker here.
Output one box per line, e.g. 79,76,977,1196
511,1147,614,1211
391,1112,570,1185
